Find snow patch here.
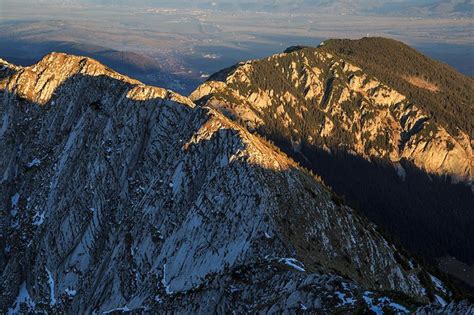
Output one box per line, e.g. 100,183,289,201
430,274,447,294
170,162,184,195
388,302,410,313
45,267,56,305
11,193,20,208
362,292,383,315
162,264,173,295
7,282,35,315
335,291,356,306
362,292,409,314
65,288,77,297
32,211,45,226
103,306,130,314
10,193,20,216
278,258,306,272
435,294,447,307
27,158,41,168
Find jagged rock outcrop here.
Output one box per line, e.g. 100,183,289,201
0,53,468,313
191,43,472,184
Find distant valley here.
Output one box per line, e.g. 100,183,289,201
0,1,472,95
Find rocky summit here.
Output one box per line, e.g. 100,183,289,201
0,50,472,314
191,38,472,184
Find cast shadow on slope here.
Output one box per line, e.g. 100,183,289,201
265,133,473,280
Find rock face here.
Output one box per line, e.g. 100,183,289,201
0,53,465,313
191,46,472,184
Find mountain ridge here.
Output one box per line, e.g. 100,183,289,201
1,49,469,313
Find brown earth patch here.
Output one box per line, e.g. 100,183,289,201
403,75,440,93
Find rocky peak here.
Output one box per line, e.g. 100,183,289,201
1,52,193,109
191,43,472,183
1,52,138,106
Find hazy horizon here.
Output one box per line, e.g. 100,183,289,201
0,0,472,93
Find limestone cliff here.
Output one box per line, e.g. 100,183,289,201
191,44,472,184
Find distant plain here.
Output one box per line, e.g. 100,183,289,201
0,1,472,93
